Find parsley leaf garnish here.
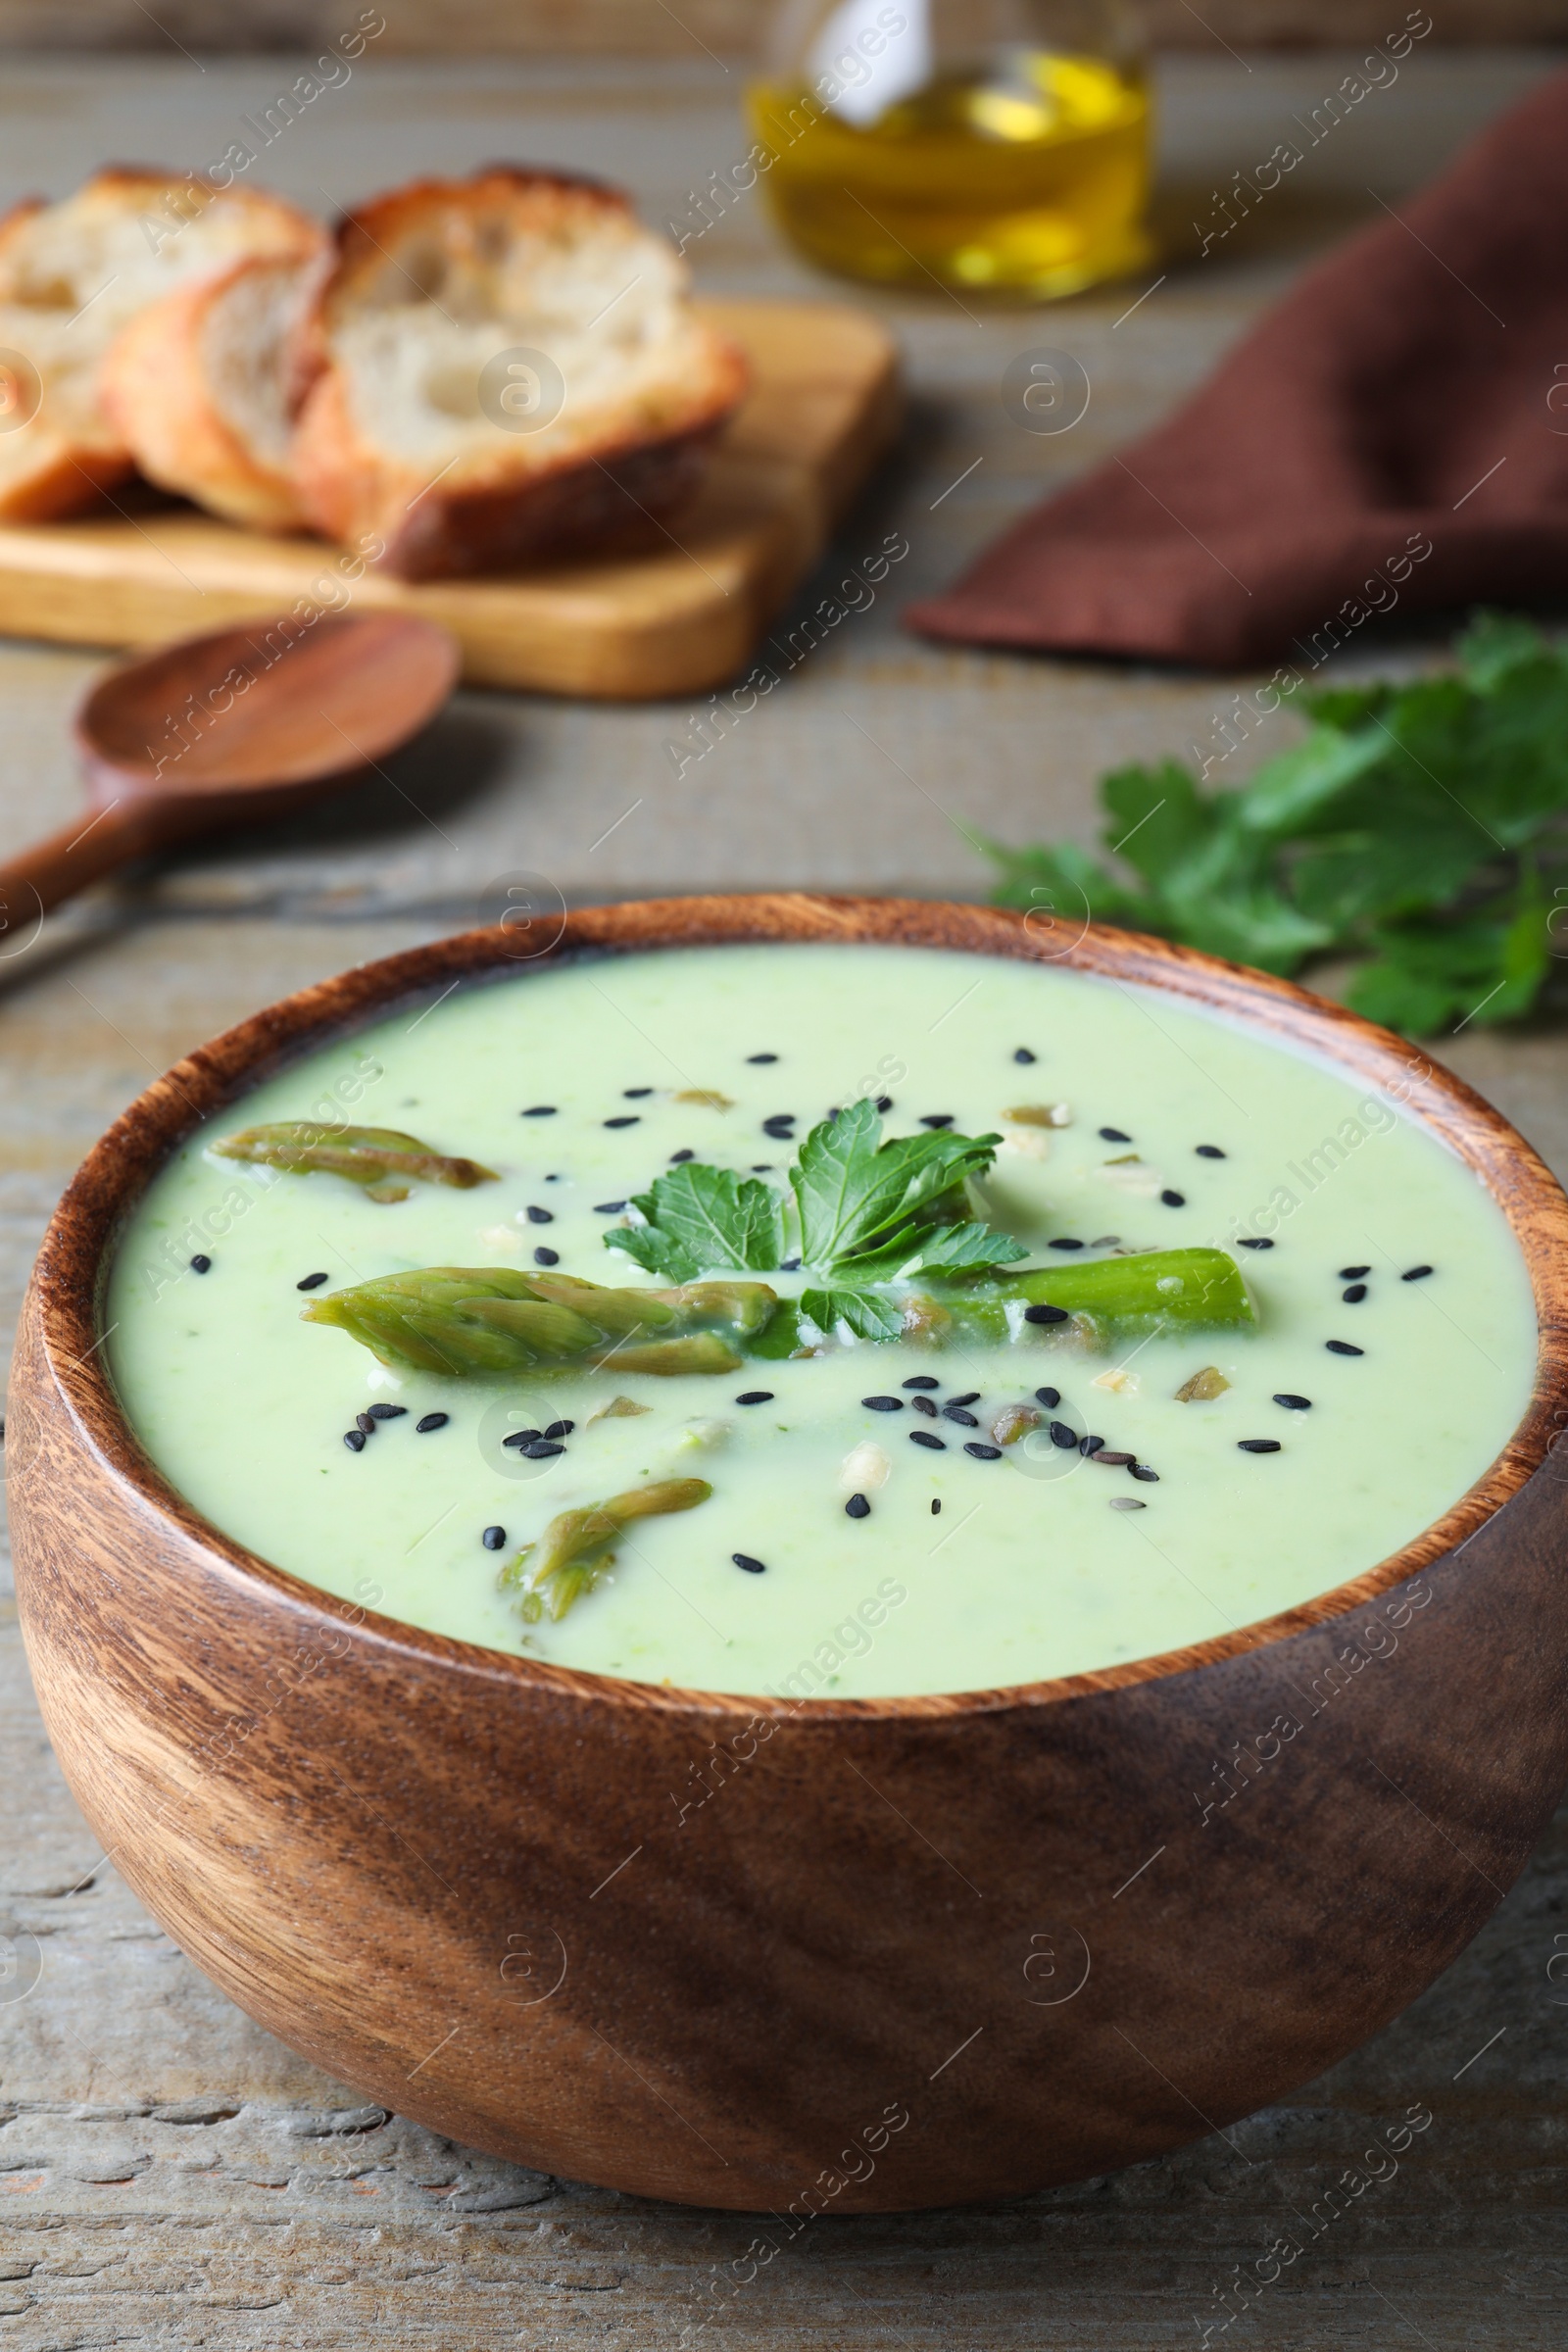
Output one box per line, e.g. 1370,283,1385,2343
612,1163,786,1285
984,612,1568,1036
605,1099,1027,1324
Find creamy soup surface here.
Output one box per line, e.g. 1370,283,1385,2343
107,944,1537,1697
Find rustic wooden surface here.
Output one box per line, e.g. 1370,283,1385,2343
4,48,1568,2350
0,1,1561,55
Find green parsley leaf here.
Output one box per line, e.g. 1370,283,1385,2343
799,1285,906,1343
982,611,1568,1033
837,1218,1028,1284
790,1100,1009,1267
608,1163,784,1283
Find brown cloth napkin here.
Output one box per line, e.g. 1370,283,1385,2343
905,70,1568,670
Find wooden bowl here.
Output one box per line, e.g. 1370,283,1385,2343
12,896,1568,2215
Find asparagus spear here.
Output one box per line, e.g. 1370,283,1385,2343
754,1248,1255,1356
500,1478,712,1621
939,1247,1256,1341
303,1265,780,1376
216,1122,497,1202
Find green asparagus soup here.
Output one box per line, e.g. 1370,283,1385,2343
106,943,1536,1698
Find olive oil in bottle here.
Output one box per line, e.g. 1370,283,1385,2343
749,2,1152,300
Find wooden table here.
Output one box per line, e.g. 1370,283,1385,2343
4,46,1568,2349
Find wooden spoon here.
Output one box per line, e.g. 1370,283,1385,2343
0,611,462,940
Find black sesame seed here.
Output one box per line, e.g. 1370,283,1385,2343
521,1105,557,1117
1048,1237,1085,1251
1402,1264,1434,1281
1326,1340,1364,1356
875,1094,894,1112
296,1271,329,1291
1025,1303,1069,1325
762,1115,797,1138
846,1493,871,1519
368,1403,406,1420
747,1053,778,1064
343,1428,366,1451
669,1149,695,1164
526,1205,554,1224
1339,1264,1370,1279
545,1173,562,1182
604,1115,640,1128
1014,1048,1037,1064
943,1406,979,1427
931,1497,942,1514
416,1412,450,1432
904,1377,940,1391
1161,1189,1187,1208
910,1395,939,1418
964,1443,1003,1460
594,1200,627,1214
732,1552,766,1573
503,1430,542,1449
356,1412,376,1435
948,1392,980,1407
1079,1433,1105,1456
543,1419,575,1440
919,1113,955,1130
1342,1283,1367,1303
1090,1449,1135,1467
780,1256,802,1272
524,1441,566,1459
1238,1439,1282,1453
1035,1387,1061,1409
1196,1145,1226,1158
534,1247,560,1266
863,1396,904,1412
623,1087,654,1099
190,1253,212,1273
482,1526,507,1550
1049,1421,1078,1449
1100,1126,1132,1143
1130,1462,1160,1482
752,1164,774,1174
910,1430,947,1449
736,1391,774,1405
1238,1238,1274,1250
1274,1393,1312,1410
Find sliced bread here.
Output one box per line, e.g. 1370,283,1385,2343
101,247,328,531
290,168,749,580
0,169,320,523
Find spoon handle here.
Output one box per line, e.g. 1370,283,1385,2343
0,803,154,937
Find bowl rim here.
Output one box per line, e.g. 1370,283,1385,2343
27,891,1568,1723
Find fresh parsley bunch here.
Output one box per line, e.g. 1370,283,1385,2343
985,613,1568,1037
608,1097,1027,1340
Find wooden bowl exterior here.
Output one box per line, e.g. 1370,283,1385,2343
11,895,1568,2215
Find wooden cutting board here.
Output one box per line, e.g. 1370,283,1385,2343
0,300,901,703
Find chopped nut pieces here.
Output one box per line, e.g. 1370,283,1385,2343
991,1402,1041,1446
1175,1366,1231,1401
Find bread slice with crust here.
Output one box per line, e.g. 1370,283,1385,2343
290,168,749,580
0,169,320,522
101,247,329,530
